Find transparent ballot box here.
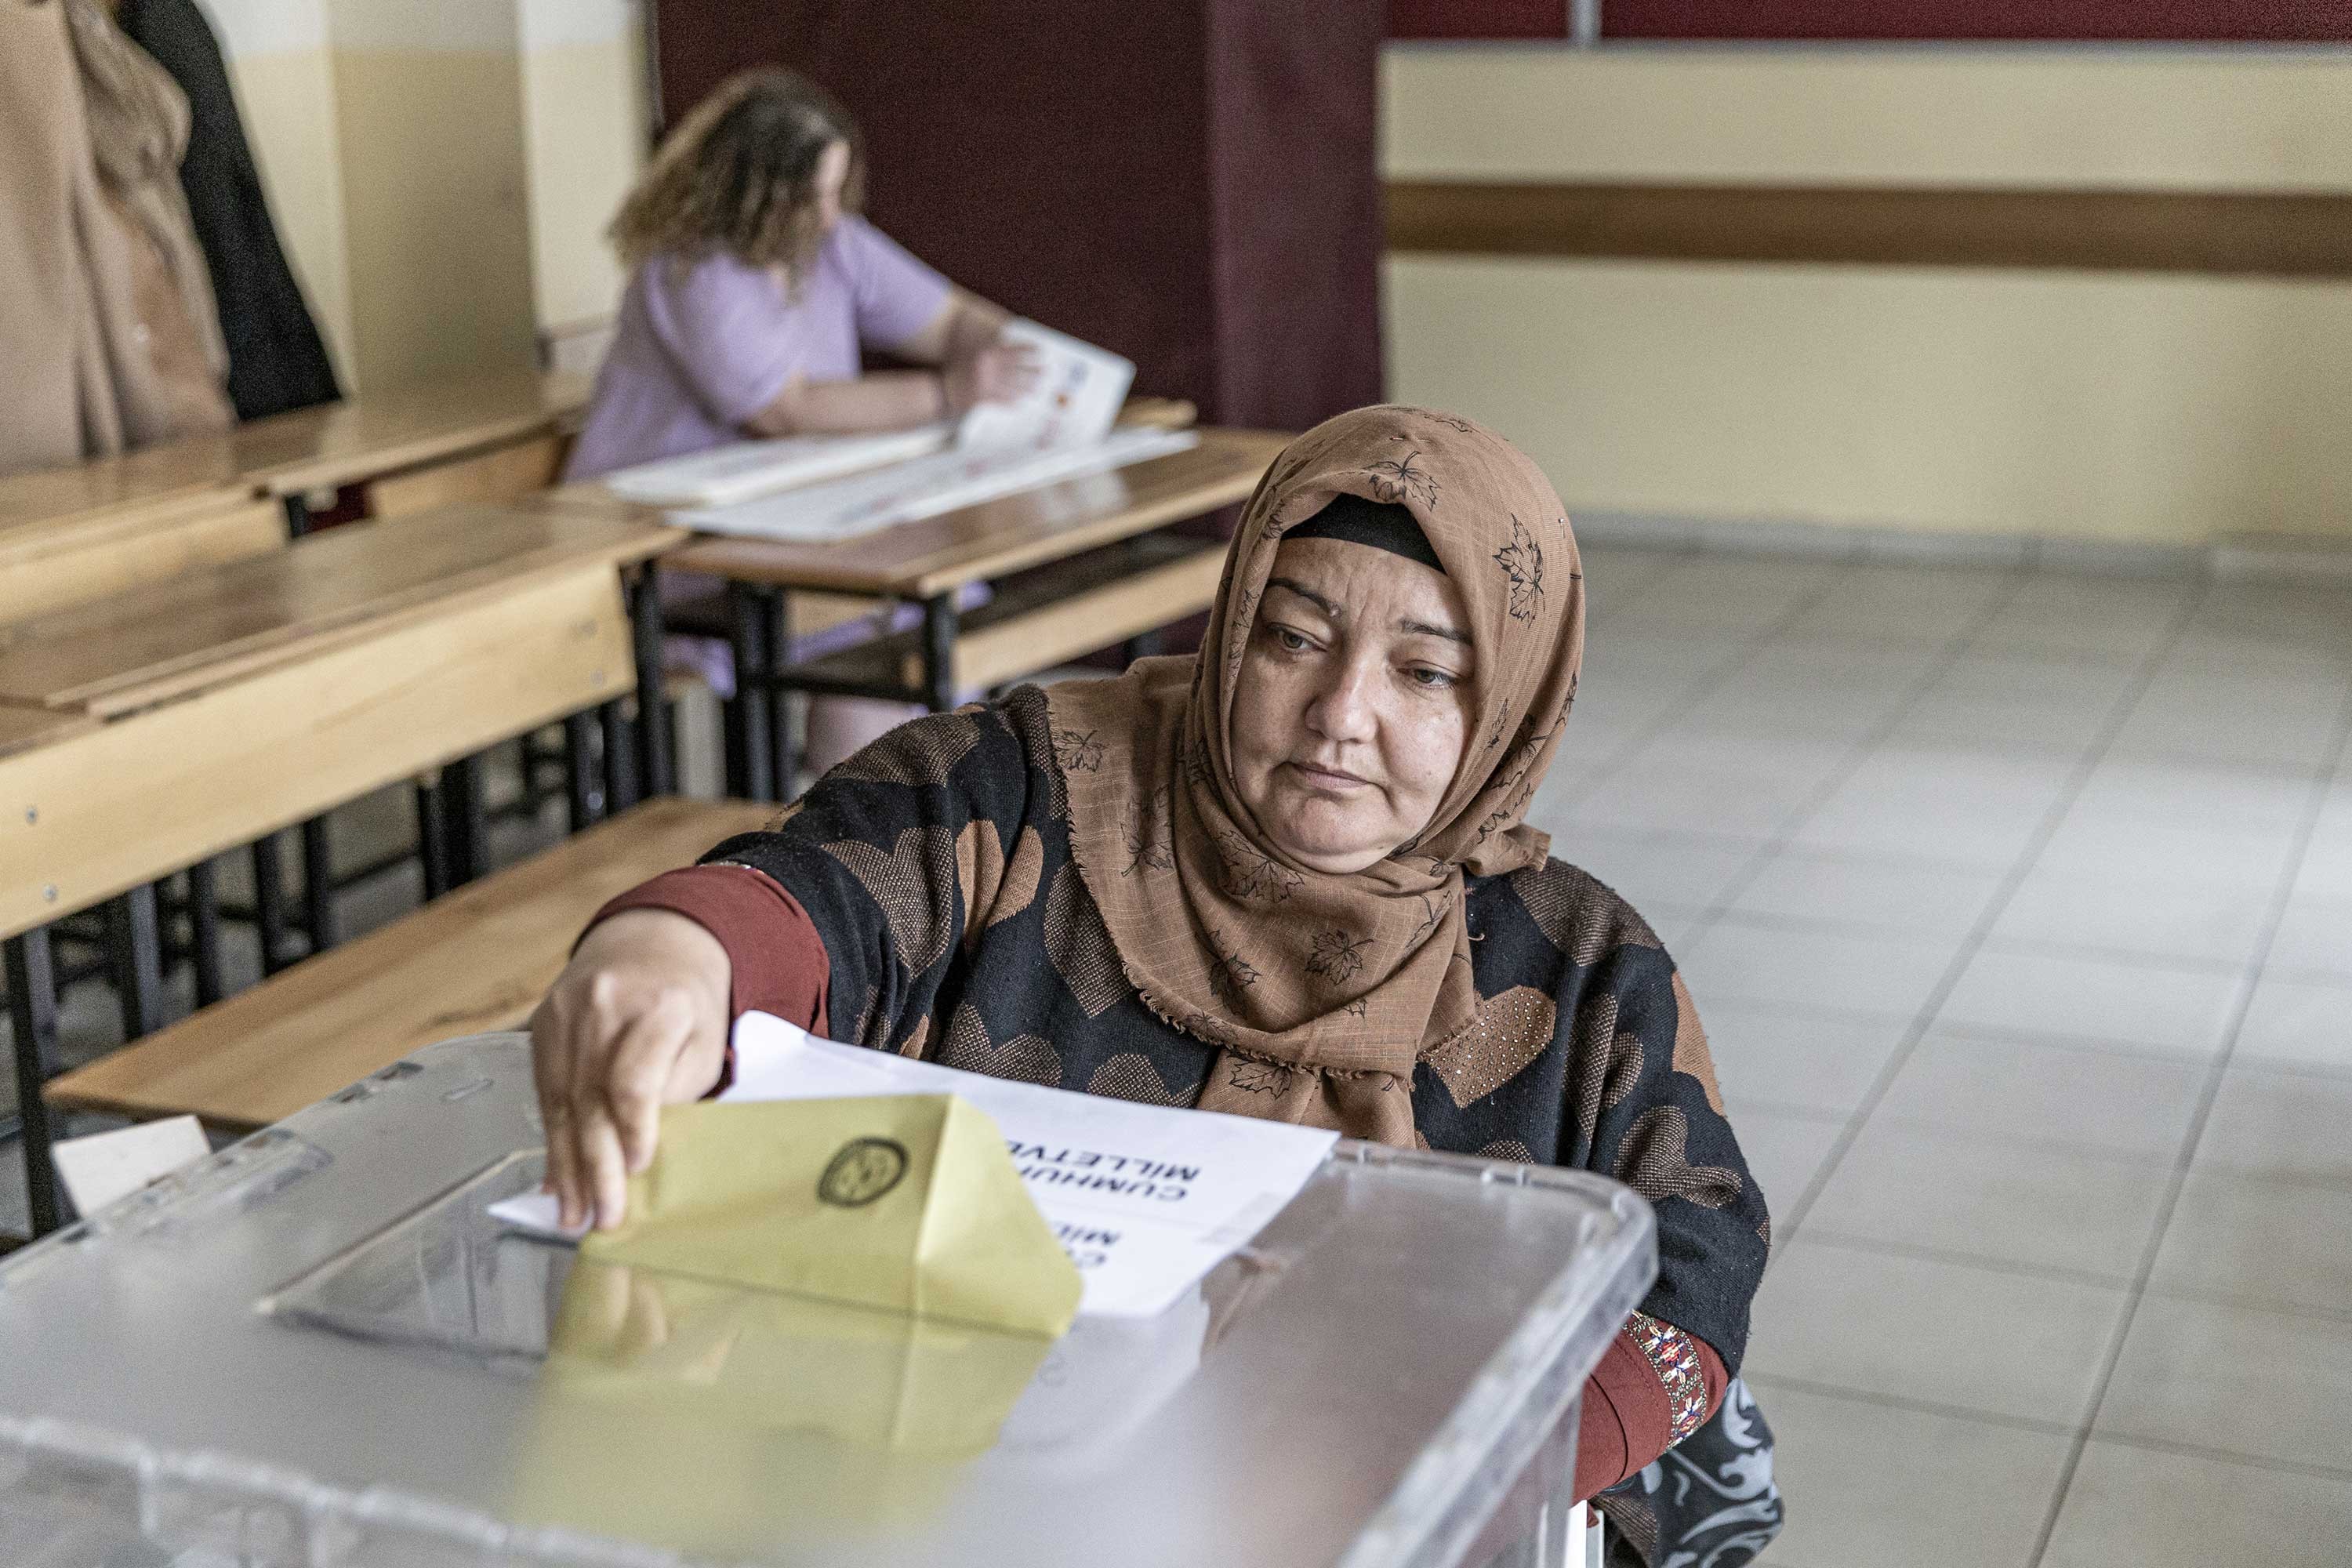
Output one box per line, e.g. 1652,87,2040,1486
0,1033,1654,1568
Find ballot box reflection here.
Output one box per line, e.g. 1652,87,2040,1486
0,1033,1653,1568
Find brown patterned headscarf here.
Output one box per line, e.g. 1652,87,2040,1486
1044,406,1584,1145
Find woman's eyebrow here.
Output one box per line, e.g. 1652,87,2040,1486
1400,617,1473,647
1265,577,1341,618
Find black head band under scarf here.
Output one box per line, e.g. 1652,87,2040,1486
1283,493,1446,575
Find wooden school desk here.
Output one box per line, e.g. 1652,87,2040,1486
539,423,1287,800
224,370,590,534
0,506,680,1238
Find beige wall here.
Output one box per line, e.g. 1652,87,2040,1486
518,0,648,372
206,0,644,396
208,0,353,385
1383,47,2352,546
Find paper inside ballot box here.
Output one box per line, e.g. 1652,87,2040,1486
580,1093,1083,1338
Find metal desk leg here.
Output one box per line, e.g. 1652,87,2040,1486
601,700,639,814
300,818,338,955
282,492,310,539
186,860,224,1007
109,885,166,1040
6,931,64,1236
438,755,488,887
564,712,602,832
761,588,794,799
726,584,774,802
630,568,673,798
415,780,451,901
920,592,959,713
252,834,293,975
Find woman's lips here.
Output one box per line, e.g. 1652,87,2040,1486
1287,760,1370,790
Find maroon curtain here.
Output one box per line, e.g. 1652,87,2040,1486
653,0,1384,433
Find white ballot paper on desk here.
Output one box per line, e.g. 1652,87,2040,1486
956,319,1135,455
670,426,1196,544
599,424,953,509
491,1013,1337,1320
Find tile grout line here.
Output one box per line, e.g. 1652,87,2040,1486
2024,667,2352,1568
1771,577,2211,1243
1555,561,1865,814
1745,1368,2352,1488
1671,568,2052,957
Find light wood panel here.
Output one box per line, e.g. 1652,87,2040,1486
0,452,244,555
0,499,285,625
230,370,590,498
0,564,633,939
365,432,569,519
1386,180,2352,277
931,542,1225,691
0,505,677,717
48,797,778,1131
666,428,1286,598
0,705,94,760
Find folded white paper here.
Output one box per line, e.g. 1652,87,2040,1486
53,1115,209,1216
669,426,1198,545
599,426,953,508
956,319,1135,456
492,1014,1337,1320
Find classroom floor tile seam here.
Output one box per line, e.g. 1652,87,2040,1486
2065,1428,2352,1489
1770,578,2216,1240
2132,1278,2352,1329
1617,572,2043,1015
1550,564,1864,818
1780,1229,2149,1295
2020,667,2352,1568
1739,1370,2083,1443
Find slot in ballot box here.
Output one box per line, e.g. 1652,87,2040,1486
0,1032,1653,1568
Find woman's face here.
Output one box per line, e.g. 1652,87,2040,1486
1229,538,1475,876
812,140,851,232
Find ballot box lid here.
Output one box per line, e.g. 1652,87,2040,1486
0,1032,1655,1568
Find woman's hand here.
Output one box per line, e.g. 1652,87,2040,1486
531,910,732,1232
942,336,1040,413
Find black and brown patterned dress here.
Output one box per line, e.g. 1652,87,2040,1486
608,686,1777,1555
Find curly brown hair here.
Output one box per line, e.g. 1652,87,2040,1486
609,68,865,275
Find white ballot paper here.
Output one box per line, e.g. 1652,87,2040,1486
670,426,1197,545
491,1013,1338,1320
598,424,953,508
955,319,1136,455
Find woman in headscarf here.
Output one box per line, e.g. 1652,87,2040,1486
532,407,1780,1561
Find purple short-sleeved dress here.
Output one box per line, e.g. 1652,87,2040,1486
566,215,953,483
566,218,967,772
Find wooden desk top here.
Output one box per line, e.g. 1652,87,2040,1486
0,371,588,553
0,703,96,760
0,455,247,567
0,503,679,718
660,426,1287,600
230,369,590,497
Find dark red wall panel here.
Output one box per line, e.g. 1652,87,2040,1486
1598,1,2352,41
654,0,1382,434
1388,0,1568,39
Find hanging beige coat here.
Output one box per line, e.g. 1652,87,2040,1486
0,0,233,478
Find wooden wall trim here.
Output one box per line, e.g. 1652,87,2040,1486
1385,181,2352,277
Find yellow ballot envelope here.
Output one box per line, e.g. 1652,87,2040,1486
579,1093,1083,1338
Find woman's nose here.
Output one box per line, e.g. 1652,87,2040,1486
1306,658,1381,744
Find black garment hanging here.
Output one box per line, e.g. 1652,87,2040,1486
115,0,340,420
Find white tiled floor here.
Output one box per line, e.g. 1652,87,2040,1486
1523,543,2352,1567
5,539,2350,1565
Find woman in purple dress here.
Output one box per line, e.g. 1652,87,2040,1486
568,70,1037,774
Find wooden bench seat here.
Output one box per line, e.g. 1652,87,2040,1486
792,531,1225,699
47,797,776,1133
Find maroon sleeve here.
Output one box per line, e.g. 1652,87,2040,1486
586,865,832,1092
1573,1326,1729,1501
